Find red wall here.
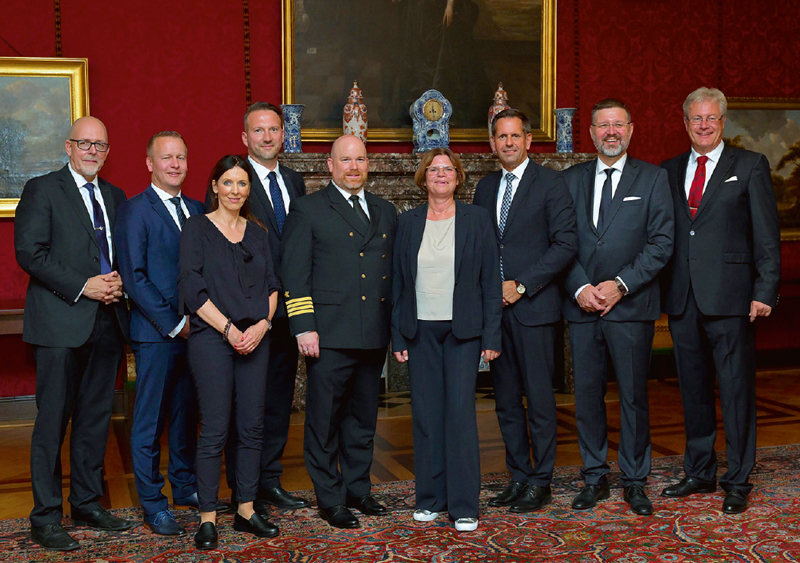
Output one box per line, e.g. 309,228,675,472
1,0,799,395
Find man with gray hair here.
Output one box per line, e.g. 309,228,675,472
660,87,780,514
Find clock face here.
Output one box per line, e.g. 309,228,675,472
423,99,444,121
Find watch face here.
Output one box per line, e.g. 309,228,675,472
423,99,444,121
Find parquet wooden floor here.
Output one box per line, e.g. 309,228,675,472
1,368,798,521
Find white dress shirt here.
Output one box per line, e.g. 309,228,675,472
684,141,725,199
249,157,291,214
592,153,627,227
333,182,370,219
495,158,530,224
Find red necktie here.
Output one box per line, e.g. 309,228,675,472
688,155,708,219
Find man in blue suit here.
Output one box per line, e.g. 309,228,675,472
562,99,674,516
115,132,205,536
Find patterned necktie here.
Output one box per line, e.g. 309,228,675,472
84,183,112,274
349,194,370,227
498,172,515,280
597,168,614,231
688,155,709,219
268,171,286,234
168,196,187,229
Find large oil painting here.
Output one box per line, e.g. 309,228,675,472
0,57,89,218
725,98,800,240
283,0,555,142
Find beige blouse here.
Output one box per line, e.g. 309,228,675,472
415,215,456,320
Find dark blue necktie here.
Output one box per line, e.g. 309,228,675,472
169,196,187,229
597,168,614,232
84,183,112,274
267,171,286,234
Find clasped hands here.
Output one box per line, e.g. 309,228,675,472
577,280,622,316
227,319,270,355
83,271,124,304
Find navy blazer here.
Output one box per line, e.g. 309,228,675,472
660,145,780,316
115,186,205,342
473,158,577,327
561,157,674,323
391,200,502,352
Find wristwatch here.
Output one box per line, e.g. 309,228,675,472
614,277,628,296
515,281,526,295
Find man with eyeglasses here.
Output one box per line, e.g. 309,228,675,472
660,87,780,514
473,108,577,513
561,99,673,516
15,116,134,551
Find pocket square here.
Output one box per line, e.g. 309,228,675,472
623,196,641,201
725,176,738,182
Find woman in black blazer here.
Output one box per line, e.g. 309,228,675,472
392,148,502,532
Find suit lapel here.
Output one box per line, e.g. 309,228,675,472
60,168,98,243
584,163,598,236
695,145,734,220
280,168,301,200
486,170,502,239
363,192,381,245
503,159,536,233
598,158,639,237
251,173,279,236
146,186,181,238
408,204,427,283
674,152,692,220
326,183,367,236
454,200,468,280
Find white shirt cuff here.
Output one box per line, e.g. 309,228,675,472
574,283,590,301
169,316,188,338
75,280,89,303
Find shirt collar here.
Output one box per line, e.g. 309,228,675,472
502,156,530,180
332,181,364,203
690,141,724,165
68,163,98,190
248,156,280,182
150,183,182,202
596,153,628,176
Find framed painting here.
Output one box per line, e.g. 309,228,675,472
726,98,800,241
0,57,89,218
282,0,555,142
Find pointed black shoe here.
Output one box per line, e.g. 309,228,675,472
661,477,716,498
571,481,610,510
70,506,135,531
233,512,279,538
623,484,654,516
194,521,218,550
509,485,552,513
257,486,310,509
488,481,527,507
722,490,748,514
30,523,80,551
346,494,388,516
319,505,360,529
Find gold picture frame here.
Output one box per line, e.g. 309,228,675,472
282,0,556,142
725,97,800,241
0,57,89,218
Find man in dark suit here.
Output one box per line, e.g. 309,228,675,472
115,132,205,536
281,135,396,529
660,87,780,514
562,99,674,516
15,116,134,551
472,109,578,513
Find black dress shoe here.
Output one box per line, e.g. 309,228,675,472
488,481,527,507
623,485,654,515
257,486,310,509
319,505,360,529
194,521,218,550
233,512,279,538
71,506,135,531
571,481,610,510
661,477,716,498
509,485,552,513
173,493,232,514
722,490,748,514
345,494,388,516
30,523,80,551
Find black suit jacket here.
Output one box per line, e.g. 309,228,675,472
561,157,674,323
472,158,577,326
15,165,129,347
206,162,306,318
391,200,502,352
281,183,397,349
660,144,781,316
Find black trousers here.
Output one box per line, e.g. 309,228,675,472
407,320,481,519
189,327,269,512
30,305,123,526
569,319,654,486
303,347,385,509
491,310,557,487
669,287,756,494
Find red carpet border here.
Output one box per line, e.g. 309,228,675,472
2,445,799,562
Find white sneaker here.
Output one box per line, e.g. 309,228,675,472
413,509,440,522
454,517,478,532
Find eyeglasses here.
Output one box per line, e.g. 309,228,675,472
685,115,723,125
69,139,110,152
591,122,631,131
426,166,456,175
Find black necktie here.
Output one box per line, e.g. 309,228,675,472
597,168,614,231
84,183,112,274
267,171,287,234
349,194,369,227
168,196,187,229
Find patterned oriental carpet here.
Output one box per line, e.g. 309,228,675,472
3,445,799,563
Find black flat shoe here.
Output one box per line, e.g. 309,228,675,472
624,484,654,516
194,522,218,550
661,476,716,498
320,505,360,529
488,481,527,507
233,512,279,538
30,523,80,551
345,494,388,516
509,485,552,513
257,486,310,509
722,490,748,514
70,506,135,531
571,481,610,510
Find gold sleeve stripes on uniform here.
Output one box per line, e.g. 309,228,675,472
286,296,314,317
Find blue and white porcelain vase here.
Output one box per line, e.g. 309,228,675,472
281,104,305,153
553,108,576,153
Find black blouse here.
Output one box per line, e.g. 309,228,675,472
179,215,280,332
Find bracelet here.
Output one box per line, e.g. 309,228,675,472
265,318,273,332
222,318,232,342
